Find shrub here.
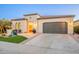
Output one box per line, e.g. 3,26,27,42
12,30,17,35
74,26,79,34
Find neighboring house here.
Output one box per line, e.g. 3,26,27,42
74,20,79,26
11,13,74,34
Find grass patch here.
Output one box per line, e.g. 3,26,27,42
0,35,27,43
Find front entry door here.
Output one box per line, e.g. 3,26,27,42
28,22,33,33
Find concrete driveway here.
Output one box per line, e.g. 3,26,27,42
0,34,79,54
24,34,79,54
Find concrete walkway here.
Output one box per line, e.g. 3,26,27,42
0,34,79,54
18,33,38,38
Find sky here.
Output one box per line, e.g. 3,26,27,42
0,4,79,20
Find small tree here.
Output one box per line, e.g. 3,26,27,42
0,18,12,34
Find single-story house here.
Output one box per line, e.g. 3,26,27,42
11,13,74,34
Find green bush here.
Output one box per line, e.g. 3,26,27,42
74,26,79,34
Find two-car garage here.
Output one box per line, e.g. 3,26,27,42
43,22,67,34
37,15,74,34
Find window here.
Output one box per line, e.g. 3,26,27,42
15,22,21,29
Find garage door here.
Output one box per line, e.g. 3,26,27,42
43,22,67,34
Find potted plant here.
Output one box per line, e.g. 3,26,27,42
32,29,36,33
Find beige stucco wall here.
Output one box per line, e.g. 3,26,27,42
24,15,40,22
37,17,73,34
74,21,79,26
12,20,27,33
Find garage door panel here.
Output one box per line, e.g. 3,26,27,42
43,22,67,34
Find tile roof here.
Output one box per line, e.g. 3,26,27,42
11,18,27,21
38,15,75,20
24,13,38,16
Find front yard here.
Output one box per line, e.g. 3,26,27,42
0,35,27,43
